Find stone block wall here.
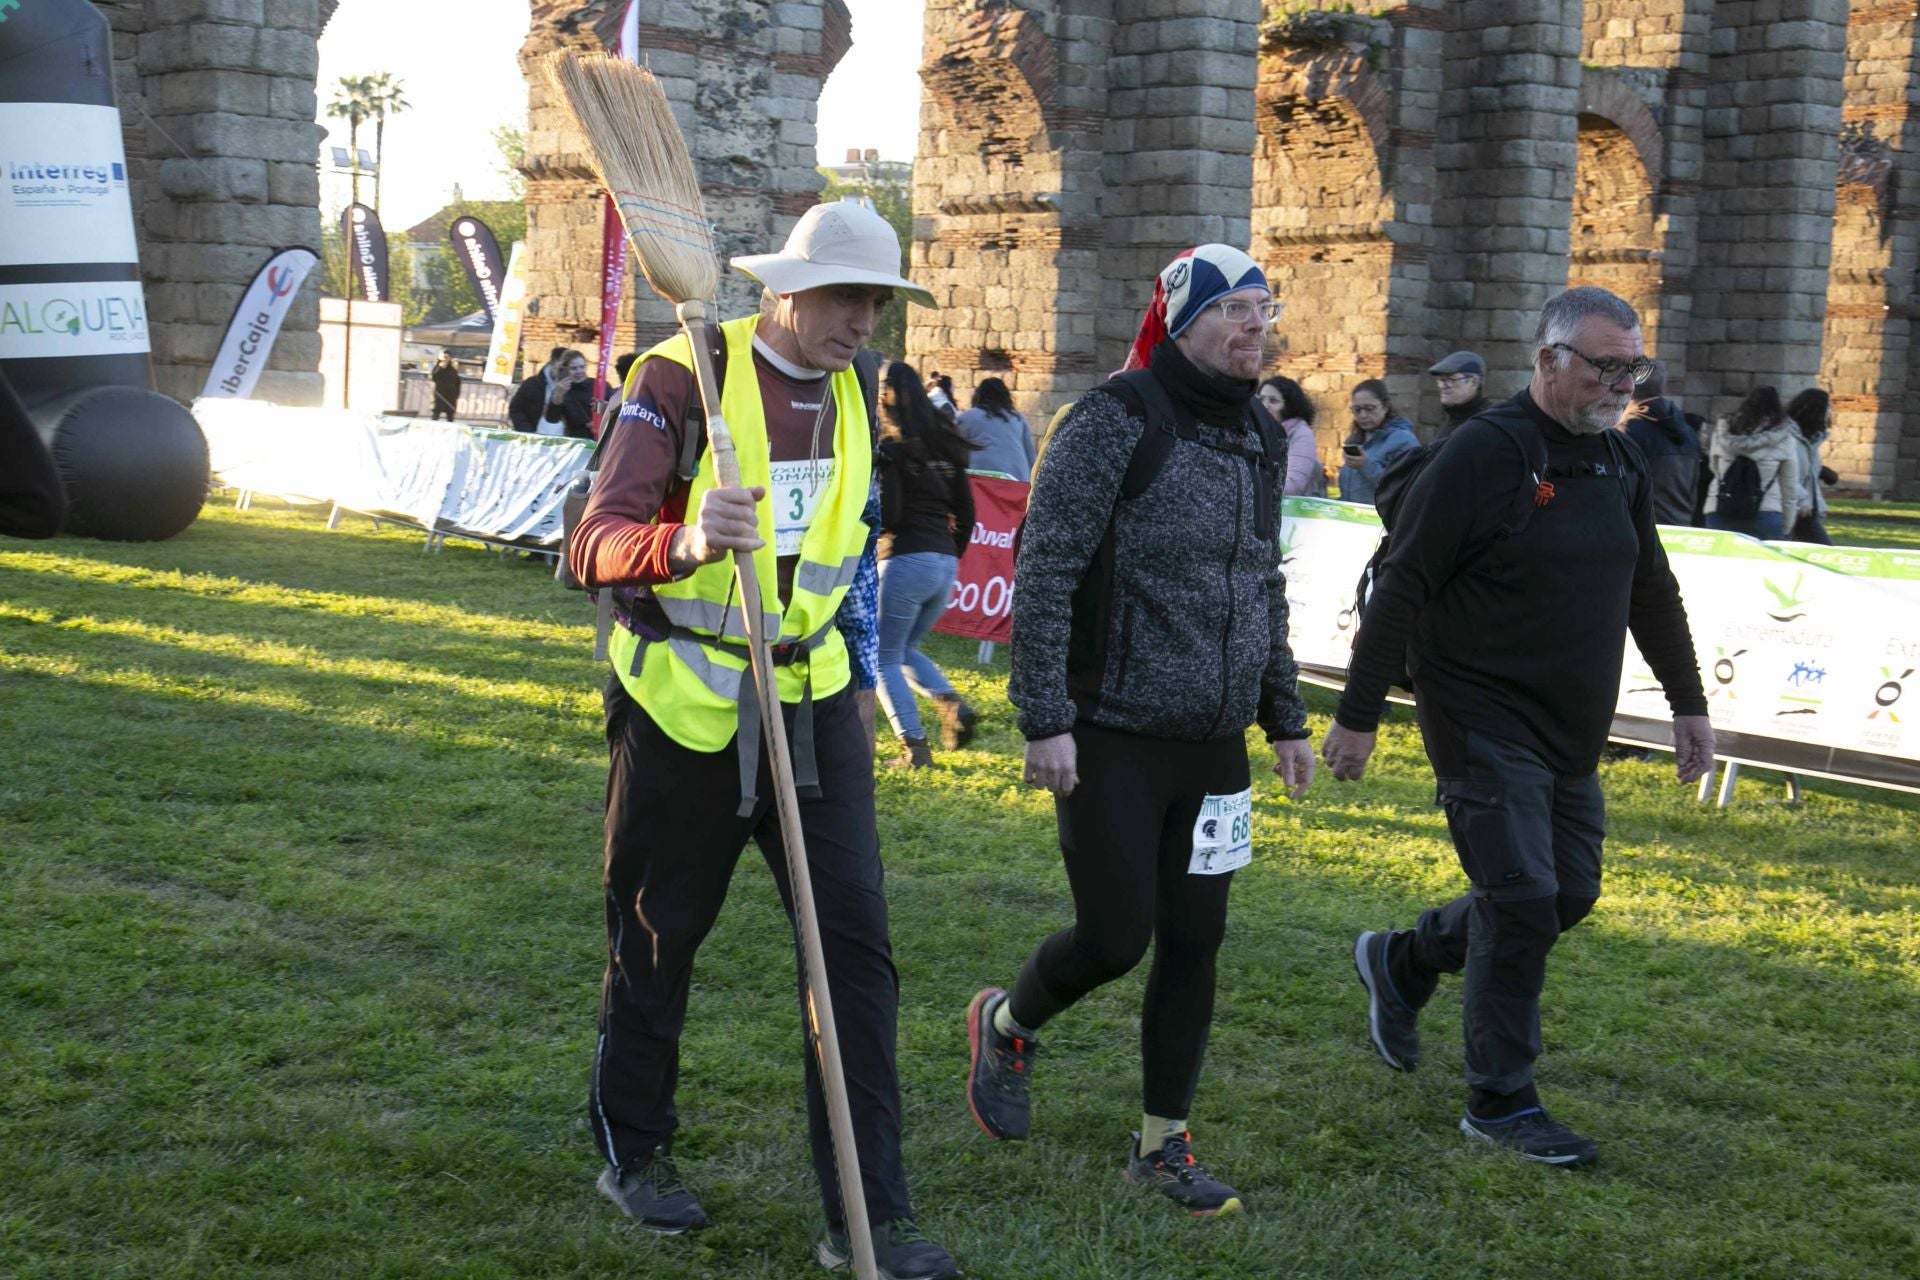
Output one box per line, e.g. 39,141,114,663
92,0,330,406
517,1,850,370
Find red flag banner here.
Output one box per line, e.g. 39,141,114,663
934,474,1027,643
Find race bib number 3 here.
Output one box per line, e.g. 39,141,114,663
768,459,835,556
1189,788,1253,876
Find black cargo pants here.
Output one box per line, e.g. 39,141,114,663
1385,704,1605,1114
589,676,911,1228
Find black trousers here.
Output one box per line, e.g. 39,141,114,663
1008,722,1248,1119
591,677,910,1226
1387,704,1604,1112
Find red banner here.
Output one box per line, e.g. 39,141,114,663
934,474,1028,643
594,195,628,413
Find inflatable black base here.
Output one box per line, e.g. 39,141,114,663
41,386,208,542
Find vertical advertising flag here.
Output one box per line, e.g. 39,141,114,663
199,246,319,401
482,241,528,387
341,203,390,303
449,216,506,322
933,475,1028,644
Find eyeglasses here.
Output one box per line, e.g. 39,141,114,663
1551,343,1652,387
1433,373,1477,388
1210,297,1283,325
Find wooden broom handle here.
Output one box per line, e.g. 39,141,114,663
673,301,880,1280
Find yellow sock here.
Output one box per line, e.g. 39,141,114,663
1138,1115,1185,1157
992,1000,1030,1040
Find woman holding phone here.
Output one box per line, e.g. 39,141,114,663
1336,378,1419,505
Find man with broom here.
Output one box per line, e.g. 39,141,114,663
568,199,959,1280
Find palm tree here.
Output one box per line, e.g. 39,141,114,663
364,73,409,217
326,74,377,208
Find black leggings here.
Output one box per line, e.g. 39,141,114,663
1008,722,1249,1118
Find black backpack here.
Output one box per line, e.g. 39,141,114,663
557,333,881,659
1714,453,1765,521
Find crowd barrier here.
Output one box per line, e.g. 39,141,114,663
195,400,591,548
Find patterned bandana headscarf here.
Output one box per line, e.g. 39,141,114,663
1121,244,1270,372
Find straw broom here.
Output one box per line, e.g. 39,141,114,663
543,52,880,1280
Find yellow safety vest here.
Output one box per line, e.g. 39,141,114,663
609,315,871,753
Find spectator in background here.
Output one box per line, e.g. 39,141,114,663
509,348,594,439
430,350,462,421
956,376,1036,481
1337,379,1419,505
1786,388,1835,545
1258,375,1326,497
594,352,642,440
1705,385,1802,539
1429,351,1490,440
1617,360,1701,526
925,371,959,424
1,370,65,539
876,361,978,768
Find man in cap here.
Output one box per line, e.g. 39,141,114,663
963,245,1316,1215
1429,350,1489,441
1328,287,1713,1167
569,200,959,1279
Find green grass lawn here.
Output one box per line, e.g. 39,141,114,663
3,496,1918,1279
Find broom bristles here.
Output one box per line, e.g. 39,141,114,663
543,51,720,307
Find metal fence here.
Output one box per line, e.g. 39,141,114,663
395,371,510,422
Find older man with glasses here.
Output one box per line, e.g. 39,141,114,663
1323,286,1714,1167
1428,350,1490,440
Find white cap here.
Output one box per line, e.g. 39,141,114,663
731,200,936,307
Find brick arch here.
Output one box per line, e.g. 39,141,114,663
1578,68,1666,193
1252,44,1395,447
1569,114,1665,347
921,4,1059,171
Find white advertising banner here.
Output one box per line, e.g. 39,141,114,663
0,102,141,266
1277,498,1920,770
193,401,592,546
482,242,528,388
0,279,150,358
200,247,319,400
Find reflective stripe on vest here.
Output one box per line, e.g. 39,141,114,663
609,315,872,753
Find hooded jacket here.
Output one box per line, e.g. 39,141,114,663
1707,418,1803,520
1790,423,1829,522
1619,396,1700,526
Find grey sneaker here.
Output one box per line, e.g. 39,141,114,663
964,987,1036,1140
814,1218,960,1279
1121,1131,1244,1216
1460,1108,1599,1167
596,1145,710,1233
1354,929,1420,1071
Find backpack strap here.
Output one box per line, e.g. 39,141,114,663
1108,368,1191,500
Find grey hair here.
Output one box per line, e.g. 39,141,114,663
1535,286,1640,365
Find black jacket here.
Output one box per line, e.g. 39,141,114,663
878,434,975,560
1620,396,1701,526
1338,390,1706,775
430,362,462,411
507,374,593,438
1436,393,1490,440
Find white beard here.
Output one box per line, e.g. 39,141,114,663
1570,398,1630,435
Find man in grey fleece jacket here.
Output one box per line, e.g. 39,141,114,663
961,245,1315,1218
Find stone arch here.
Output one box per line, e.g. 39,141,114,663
920,4,1059,174
1569,114,1664,349
1253,43,1395,455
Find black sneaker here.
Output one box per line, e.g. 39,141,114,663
814,1218,961,1280
1121,1131,1244,1216
595,1144,710,1232
1460,1108,1599,1167
1354,930,1420,1072
965,987,1036,1140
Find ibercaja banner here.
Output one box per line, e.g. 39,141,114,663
199,246,318,400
